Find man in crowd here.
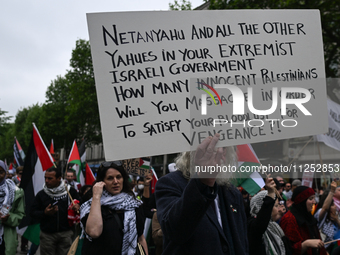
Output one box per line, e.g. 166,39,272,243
30,167,80,255
6,169,14,180
283,182,292,200
286,179,301,208
12,166,23,186
291,179,301,193
65,169,81,192
274,175,285,186
155,134,248,255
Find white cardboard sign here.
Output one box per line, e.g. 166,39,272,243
87,10,328,160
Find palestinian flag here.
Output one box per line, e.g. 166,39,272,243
77,139,86,185
85,163,95,185
49,139,55,154
138,158,158,243
68,140,84,185
139,159,158,194
231,144,265,196
14,137,25,166
8,163,14,173
18,123,54,245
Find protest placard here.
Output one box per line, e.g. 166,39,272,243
122,158,150,177
87,10,328,160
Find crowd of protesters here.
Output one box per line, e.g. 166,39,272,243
1,134,340,255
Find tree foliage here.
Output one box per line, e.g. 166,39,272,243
65,39,101,146
0,109,11,136
169,0,192,10
208,0,340,78
0,109,14,160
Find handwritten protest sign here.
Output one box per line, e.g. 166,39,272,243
87,10,328,160
317,98,340,151
122,158,150,177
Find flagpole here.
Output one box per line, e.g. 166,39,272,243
315,136,328,188
324,238,340,245
287,136,314,167
64,182,79,214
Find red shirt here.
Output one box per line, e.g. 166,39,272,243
280,210,326,255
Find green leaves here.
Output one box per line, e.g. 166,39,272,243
208,0,340,78
169,0,192,10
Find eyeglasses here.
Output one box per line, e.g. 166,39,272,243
99,161,123,169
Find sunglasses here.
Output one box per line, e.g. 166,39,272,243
99,161,123,169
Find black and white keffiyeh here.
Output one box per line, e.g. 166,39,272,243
80,191,142,255
315,208,335,248
250,190,286,255
43,179,69,199
0,178,16,244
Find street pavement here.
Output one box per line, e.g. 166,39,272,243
16,237,40,255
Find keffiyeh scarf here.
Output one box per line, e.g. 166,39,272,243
80,191,142,255
0,179,16,244
43,179,68,199
250,190,286,255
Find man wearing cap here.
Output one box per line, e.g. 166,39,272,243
0,160,25,255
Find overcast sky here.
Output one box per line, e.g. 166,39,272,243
0,0,204,121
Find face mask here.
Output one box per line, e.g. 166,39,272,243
138,184,144,190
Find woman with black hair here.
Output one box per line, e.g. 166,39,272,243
280,186,326,255
314,181,340,254
80,161,148,255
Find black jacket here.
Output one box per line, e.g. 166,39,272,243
248,196,292,255
155,171,249,255
81,206,144,255
30,186,79,233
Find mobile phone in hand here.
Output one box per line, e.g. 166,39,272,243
52,201,58,206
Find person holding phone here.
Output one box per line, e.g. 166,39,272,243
30,167,80,255
80,161,148,255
